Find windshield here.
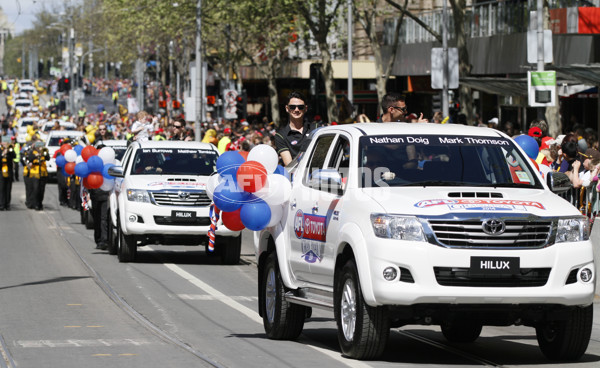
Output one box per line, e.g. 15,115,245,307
131,148,218,176
112,146,127,161
359,134,543,189
19,120,35,127
48,136,82,147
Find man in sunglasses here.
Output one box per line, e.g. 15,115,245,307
377,93,428,123
169,118,187,141
275,91,316,166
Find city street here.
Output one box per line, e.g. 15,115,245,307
0,178,598,368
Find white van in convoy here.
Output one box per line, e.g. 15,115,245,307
254,123,594,361
108,140,241,263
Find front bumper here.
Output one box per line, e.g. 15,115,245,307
365,239,595,307
121,201,239,237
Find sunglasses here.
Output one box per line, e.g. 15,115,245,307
391,106,407,112
288,104,305,111
173,125,182,128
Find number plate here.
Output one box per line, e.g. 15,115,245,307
171,210,196,221
470,257,520,276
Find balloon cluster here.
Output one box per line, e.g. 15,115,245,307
207,145,291,231
55,143,117,191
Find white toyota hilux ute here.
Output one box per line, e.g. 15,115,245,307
254,123,595,361
108,140,241,264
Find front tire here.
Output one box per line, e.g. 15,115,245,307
261,252,306,340
334,259,389,360
118,224,137,262
536,305,593,361
107,217,119,255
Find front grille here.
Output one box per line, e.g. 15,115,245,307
150,190,211,206
434,267,551,287
154,216,211,226
428,219,552,248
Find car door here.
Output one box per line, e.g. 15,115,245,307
287,133,337,283
305,134,351,286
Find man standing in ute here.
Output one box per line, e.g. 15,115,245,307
275,91,316,166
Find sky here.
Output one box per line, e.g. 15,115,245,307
2,0,66,35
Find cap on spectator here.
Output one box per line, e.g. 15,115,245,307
10,136,15,141
224,128,232,134
314,115,322,121
528,126,543,138
241,120,249,126
540,136,555,150
582,148,600,161
578,138,588,152
555,134,566,146
488,117,499,125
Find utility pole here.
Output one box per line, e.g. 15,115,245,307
536,0,545,120
194,0,203,142
347,0,353,111
442,0,449,118
69,27,75,114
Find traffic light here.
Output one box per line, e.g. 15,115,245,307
58,77,65,92
449,102,460,124
64,77,70,91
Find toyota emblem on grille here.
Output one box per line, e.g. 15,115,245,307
482,218,506,235
178,192,190,200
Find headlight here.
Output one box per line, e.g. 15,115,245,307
127,189,151,203
556,217,590,243
371,214,425,241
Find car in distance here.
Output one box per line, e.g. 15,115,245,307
45,131,89,179
108,140,241,264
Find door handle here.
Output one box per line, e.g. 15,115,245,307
312,202,318,214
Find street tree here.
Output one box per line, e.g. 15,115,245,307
294,0,344,124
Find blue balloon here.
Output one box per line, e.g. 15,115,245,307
240,199,271,231
102,163,116,179
274,165,290,180
213,180,251,212
514,134,539,159
216,151,245,182
74,162,90,178
73,145,84,155
55,154,66,168
87,155,104,173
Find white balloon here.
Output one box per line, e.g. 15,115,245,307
248,144,278,174
98,147,116,165
75,155,84,164
64,149,77,162
267,204,284,227
100,178,115,191
206,173,223,200
255,174,292,206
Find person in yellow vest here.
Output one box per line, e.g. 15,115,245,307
12,137,20,181
1,80,7,95
26,141,50,211
217,128,233,153
112,90,119,108
0,142,16,210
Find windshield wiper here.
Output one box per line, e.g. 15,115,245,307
490,182,536,188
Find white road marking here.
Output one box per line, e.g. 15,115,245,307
178,294,257,302
16,339,155,348
164,263,372,368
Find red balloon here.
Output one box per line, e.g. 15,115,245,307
65,162,76,175
81,146,98,162
86,173,104,189
221,208,245,231
236,160,267,193
60,143,73,155
238,151,249,160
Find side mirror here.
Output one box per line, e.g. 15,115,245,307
547,172,571,193
309,169,343,194
108,165,124,178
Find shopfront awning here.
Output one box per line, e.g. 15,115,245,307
460,77,528,97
